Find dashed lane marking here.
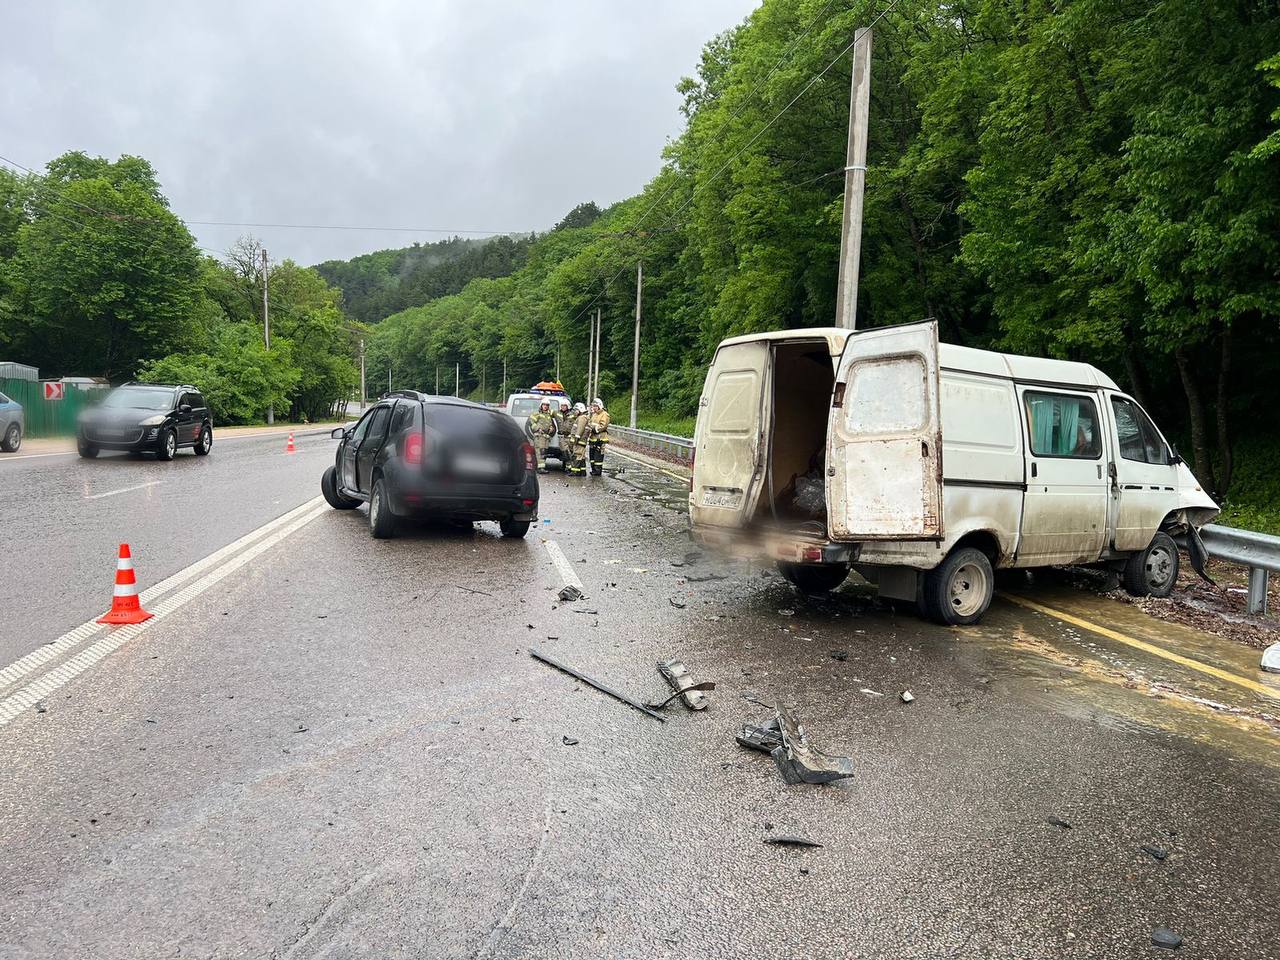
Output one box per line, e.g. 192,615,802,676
0,496,325,697
1002,593,1280,702
606,446,690,484
0,500,328,726
84,480,165,500
543,540,585,593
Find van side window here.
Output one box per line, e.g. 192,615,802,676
1111,397,1168,464
846,356,926,434
1024,391,1101,459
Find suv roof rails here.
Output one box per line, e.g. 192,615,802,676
386,389,430,401
118,381,194,390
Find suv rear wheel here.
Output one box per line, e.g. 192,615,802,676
1122,530,1179,598
921,547,994,625
500,517,531,538
368,477,397,539
1,423,20,452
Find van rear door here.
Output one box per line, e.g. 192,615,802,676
690,340,770,528
826,320,943,540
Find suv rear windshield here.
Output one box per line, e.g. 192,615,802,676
102,387,175,411
427,403,514,437
508,397,546,417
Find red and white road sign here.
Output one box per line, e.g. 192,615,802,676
43,382,65,401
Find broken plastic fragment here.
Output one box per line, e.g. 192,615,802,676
900,690,915,703
763,835,822,848
1151,927,1183,950
769,705,854,785
557,584,583,602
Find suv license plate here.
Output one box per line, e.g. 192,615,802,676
456,454,503,476
701,488,742,509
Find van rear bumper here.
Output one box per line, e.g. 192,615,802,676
690,524,855,565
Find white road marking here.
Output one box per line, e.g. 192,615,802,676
0,500,328,726
84,480,165,500
543,540,585,593
0,496,325,694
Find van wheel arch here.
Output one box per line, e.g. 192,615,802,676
952,530,1002,567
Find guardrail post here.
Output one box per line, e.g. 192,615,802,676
1248,567,1269,616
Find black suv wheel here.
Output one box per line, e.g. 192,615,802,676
156,428,177,461
368,477,397,538
322,466,359,510
500,517,531,538
194,423,213,456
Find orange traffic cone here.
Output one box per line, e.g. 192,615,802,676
97,544,154,625
286,432,296,454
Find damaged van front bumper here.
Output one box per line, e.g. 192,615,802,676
689,524,856,566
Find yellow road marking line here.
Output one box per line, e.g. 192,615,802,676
1001,593,1280,701
607,445,690,484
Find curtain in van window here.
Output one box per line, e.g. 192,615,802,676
1029,397,1055,454
1056,400,1079,456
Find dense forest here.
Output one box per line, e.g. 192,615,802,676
0,153,359,423
344,0,1279,529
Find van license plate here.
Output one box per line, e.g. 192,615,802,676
456,454,503,476
701,489,742,509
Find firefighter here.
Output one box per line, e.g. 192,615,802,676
526,399,556,473
566,402,590,476
587,398,610,477
555,399,571,434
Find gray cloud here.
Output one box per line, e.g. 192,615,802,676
1,0,759,264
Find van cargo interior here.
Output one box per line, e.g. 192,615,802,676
758,340,835,534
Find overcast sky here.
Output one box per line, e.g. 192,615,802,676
1,0,759,265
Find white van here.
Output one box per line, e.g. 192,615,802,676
689,320,1218,624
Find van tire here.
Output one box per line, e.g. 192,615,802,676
777,561,850,594
1122,531,1179,598
922,547,994,625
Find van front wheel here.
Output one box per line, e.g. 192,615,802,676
922,547,994,625
1122,531,1179,598
777,561,850,594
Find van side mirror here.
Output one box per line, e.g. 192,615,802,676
331,427,348,440
1168,447,1183,465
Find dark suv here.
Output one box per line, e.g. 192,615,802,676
322,391,539,539
77,383,213,460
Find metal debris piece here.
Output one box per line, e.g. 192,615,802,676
1151,927,1183,950
777,608,796,617
736,718,783,754
1046,816,1073,830
1262,642,1280,674
529,648,666,723
769,705,855,785
763,835,823,848
646,681,716,711
669,597,686,609
900,690,915,704
860,688,883,697
655,658,713,711
557,584,583,602
1141,844,1169,862
561,735,579,746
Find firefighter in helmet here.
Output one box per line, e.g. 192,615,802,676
566,402,590,476
587,398,611,477
526,399,556,473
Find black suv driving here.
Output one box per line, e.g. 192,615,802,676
77,383,213,460
322,391,539,539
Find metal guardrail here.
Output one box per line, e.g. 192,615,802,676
1196,524,1279,616
611,425,694,462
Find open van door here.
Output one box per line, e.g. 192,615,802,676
827,320,943,540
690,340,770,529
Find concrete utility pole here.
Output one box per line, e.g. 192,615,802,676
435,365,440,396
262,248,273,424
455,361,460,398
359,338,366,410
388,365,392,394
555,348,560,384
480,364,485,403
630,262,642,428
835,27,873,330
585,313,595,402
502,358,507,400
592,308,602,402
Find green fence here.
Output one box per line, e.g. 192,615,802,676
0,378,107,438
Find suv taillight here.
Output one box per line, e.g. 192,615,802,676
404,432,424,465
521,442,536,472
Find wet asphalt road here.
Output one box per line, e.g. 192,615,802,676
1,448,1278,959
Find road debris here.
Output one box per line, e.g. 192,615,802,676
859,688,883,697
557,585,584,602
736,718,783,754
529,648,666,723
1151,927,1183,950
1141,844,1170,862
766,705,855,785
778,608,795,617
763,835,823,848
900,690,915,704
1262,642,1280,674
561,735,579,746
669,597,686,609
652,658,714,710
646,681,716,711
454,584,495,598
830,650,848,662
1046,816,1073,830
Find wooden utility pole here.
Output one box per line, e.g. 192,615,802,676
262,248,273,424
835,28,873,330
630,262,642,428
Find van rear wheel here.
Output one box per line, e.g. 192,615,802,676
777,561,850,594
922,547,994,625
1122,531,1179,598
